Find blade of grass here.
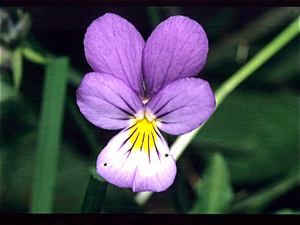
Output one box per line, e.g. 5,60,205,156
11,48,23,91
21,46,49,65
135,15,300,207
30,57,69,213
81,168,108,213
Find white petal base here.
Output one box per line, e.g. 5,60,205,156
96,118,177,192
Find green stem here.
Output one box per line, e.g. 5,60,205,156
11,48,23,91
134,16,300,206
215,16,300,106
30,57,69,213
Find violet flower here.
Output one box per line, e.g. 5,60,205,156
77,13,216,192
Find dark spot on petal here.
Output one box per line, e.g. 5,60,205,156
165,154,169,157
104,163,107,166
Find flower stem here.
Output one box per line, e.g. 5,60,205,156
214,16,300,106
134,16,300,206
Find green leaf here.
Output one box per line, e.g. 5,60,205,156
81,169,108,213
90,167,107,183
30,57,69,213
11,48,23,91
190,152,234,214
87,170,142,213
21,46,48,65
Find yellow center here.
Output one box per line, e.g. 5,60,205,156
128,118,158,156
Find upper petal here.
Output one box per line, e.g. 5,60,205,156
76,72,144,130
146,78,216,135
96,119,177,192
84,13,145,97
143,15,209,97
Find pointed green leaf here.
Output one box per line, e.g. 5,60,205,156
81,168,108,213
11,48,23,91
21,46,49,65
190,152,234,214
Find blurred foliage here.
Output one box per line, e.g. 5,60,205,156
0,8,31,49
191,89,299,186
190,153,234,214
275,208,300,214
0,6,299,214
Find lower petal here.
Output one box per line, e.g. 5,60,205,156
96,119,177,192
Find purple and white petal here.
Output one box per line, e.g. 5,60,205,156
84,13,145,97
146,78,216,135
76,72,144,130
97,119,177,192
143,15,209,97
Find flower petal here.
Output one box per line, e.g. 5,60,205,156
96,119,177,192
143,15,209,97
146,78,216,135
84,13,145,97
76,72,144,130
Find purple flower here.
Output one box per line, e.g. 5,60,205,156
77,13,216,192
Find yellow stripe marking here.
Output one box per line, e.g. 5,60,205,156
128,118,158,158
